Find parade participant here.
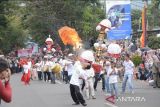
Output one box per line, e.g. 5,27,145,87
66,53,75,82
21,59,31,85
62,57,69,84
85,64,96,100
92,60,103,91
43,59,50,82
104,58,111,94
70,50,94,106
27,57,33,80
32,65,37,80
99,59,105,91
122,54,135,94
35,60,43,80
106,61,119,104
0,58,12,103
49,58,56,84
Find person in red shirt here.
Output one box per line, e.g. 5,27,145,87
0,58,12,103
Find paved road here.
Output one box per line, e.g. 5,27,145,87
1,73,160,107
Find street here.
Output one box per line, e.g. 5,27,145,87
1,73,160,107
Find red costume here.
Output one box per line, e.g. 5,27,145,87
21,60,31,85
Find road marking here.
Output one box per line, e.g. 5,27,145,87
104,102,118,107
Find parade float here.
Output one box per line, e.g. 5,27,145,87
43,35,56,56
92,18,122,71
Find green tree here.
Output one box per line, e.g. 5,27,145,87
131,9,141,33
131,54,142,67
148,36,160,49
0,0,27,54
147,0,160,29
23,0,104,47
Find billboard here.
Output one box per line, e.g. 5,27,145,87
106,0,132,40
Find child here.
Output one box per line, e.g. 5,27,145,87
106,61,119,104
85,67,96,100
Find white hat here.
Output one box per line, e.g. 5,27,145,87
68,53,74,57
80,50,95,62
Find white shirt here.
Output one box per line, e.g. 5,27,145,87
85,68,95,79
27,61,32,69
106,66,111,77
123,60,134,75
108,68,118,84
23,64,29,73
35,62,42,71
105,61,111,77
62,60,68,71
67,63,74,76
100,60,104,74
70,61,87,86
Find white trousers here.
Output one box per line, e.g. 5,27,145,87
85,78,95,99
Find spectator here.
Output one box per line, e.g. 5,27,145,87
0,58,12,104
122,54,135,94
152,60,160,88
106,61,119,104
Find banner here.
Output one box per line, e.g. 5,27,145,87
17,49,32,57
106,0,132,40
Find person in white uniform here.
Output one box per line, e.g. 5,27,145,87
69,50,95,106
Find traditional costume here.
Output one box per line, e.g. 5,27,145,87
21,60,31,85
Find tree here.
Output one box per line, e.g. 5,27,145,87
147,0,160,29
0,0,27,54
23,0,105,47
148,36,160,49
131,54,142,67
131,9,141,33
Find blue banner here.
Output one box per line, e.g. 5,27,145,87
106,0,132,40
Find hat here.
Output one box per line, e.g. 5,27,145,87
68,53,74,57
80,50,95,62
